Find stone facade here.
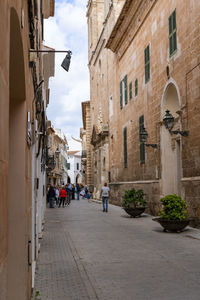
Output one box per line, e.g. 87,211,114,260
0,1,55,299
81,101,93,191
47,125,68,186
87,0,200,222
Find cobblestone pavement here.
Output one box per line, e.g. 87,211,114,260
34,199,200,300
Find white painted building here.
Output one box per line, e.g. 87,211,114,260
67,151,82,184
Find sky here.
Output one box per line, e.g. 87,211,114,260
44,0,89,150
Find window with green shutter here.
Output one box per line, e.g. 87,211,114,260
144,45,150,83
135,79,138,97
129,82,133,100
169,10,177,56
66,163,70,170
120,80,123,109
124,75,127,105
139,115,145,163
123,127,128,168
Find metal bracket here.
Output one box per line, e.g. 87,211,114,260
171,130,189,137
145,143,158,149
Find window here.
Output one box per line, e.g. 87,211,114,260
129,82,133,100
123,127,128,168
139,115,145,163
144,45,150,83
135,79,138,97
169,10,177,56
120,75,128,109
66,163,70,170
77,163,79,170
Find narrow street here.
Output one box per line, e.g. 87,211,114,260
34,199,200,300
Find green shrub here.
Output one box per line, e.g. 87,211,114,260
32,291,41,300
122,188,146,208
159,194,189,220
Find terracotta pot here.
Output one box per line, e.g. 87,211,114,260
123,207,146,218
152,217,190,232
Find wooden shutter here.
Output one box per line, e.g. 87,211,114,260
139,115,145,163
169,10,177,56
124,75,127,105
144,46,150,83
135,79,138,96
120,81,123,109
129,82,132,100
123,127,128,168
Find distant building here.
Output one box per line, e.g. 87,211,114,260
67,151,82,184
47,125,68,186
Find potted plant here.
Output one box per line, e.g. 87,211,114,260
122,188,147,217
153,194,190,232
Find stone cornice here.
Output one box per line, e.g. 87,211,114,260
106,0,157,58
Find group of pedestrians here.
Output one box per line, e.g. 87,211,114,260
47,183,82,208
47,182,110,213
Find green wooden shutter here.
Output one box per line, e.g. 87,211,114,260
124,75,127,105
123,127,128,168
135,79,138,97
139,115,145,163
169,10,177,56
120,81,123,109
144,46,150,83
129,82,132,100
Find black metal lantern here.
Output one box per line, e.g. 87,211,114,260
163,110,174,130
140,127,148,143
61,51,72,72
55,148,60,158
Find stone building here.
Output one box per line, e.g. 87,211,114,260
81,101,93,191
47,125,69,186
0,1,55,299
87,0,200,222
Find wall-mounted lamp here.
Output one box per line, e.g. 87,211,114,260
140,127,158,149
55,148,60,158
163,110,189,136
163,110,174,130
29,49,72,72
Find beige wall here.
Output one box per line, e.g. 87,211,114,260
0,0,54,298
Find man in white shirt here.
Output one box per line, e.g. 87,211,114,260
100,182,110,212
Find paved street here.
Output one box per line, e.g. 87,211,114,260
34,199,200,300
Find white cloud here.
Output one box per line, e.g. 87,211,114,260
44,0,89,148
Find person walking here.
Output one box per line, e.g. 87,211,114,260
76,183,80,200
59,187,67,207
84,185,88,199
47,185,55,208
65,184,71,205
55,186,60,206
71,184,75,200
100,183,110,212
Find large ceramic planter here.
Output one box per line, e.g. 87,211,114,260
123,207,146,218
153,217,190,232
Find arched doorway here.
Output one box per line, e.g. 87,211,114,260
76,174,82,184
160,80,182,196
8,8,27,300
